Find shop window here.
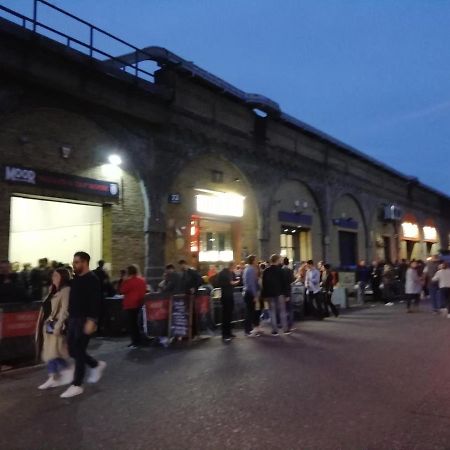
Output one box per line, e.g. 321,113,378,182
280,232,294,261
199,220,233,262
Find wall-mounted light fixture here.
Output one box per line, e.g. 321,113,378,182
108,154,122,166
60,146,72,159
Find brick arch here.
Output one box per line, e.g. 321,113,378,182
0,106,147,276
163,152,262,266
330,192,369,266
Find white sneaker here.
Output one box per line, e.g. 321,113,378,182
87,361,106,384
447,314,450,319
59,367,74,386
60,385,84,398
385,302,394,306
38,377,58,390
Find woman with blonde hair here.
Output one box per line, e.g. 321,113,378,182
37,268,72,389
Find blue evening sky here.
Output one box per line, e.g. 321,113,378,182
2,0,450,194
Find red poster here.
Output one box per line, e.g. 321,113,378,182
195,295,210,315
1,310,40,338
145,299,170,321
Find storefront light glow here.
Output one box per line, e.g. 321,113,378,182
423,226,437,242
402,222,419,240
199,250,234,262
196,192,244,218
101,163,121,180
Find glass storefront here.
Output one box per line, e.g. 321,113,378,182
199,219,234,262
280,225,312,263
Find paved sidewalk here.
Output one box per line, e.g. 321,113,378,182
1,301,450,450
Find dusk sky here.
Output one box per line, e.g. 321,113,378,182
3,0,450,194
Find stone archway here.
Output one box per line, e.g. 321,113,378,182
163,154,260,273
0,107,147,275
267,179,323,264
330,194,367,268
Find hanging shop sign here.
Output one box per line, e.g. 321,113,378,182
4,165,119,198
278,211,312,226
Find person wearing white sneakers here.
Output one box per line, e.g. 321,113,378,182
37,268,73,390
60,251,106,399
432,262,450,318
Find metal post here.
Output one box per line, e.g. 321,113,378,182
135,51,139,77
89,27,93,57
32,0,37,32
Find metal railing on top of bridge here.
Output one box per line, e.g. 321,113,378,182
0,0,157,83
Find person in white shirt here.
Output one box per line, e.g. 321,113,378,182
405,261,423,312
305,260,324,319
432,262,450,318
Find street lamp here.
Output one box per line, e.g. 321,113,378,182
108,154,122,166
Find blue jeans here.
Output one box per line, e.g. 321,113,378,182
429,283,440,310
269,296,288,332
284,296,294,328
47,358,67,375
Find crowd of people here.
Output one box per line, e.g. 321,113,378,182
1,250,450,399
356,256,450,313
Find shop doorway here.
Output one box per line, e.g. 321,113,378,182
280,226,312,263
339,231,357,268
9,196,102,267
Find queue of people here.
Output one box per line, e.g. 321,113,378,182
4,249,450,396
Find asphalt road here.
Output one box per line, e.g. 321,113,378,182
1,301,450,450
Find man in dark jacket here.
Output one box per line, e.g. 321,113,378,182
217,262,239,342
370,261,383,303
160,264,183,295
262,254,290,336
178,260,202,295
60,251,106,399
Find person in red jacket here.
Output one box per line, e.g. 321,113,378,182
120,265,147,349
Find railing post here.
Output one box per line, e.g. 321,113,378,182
32,0,37,32
135,51,139,77
89,26,93,57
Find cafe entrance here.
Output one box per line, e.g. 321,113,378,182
9,196,103,267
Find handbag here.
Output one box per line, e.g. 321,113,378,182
45,294,67,335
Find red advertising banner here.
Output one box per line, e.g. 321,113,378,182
145,298,170,321
1,310,40,338
195,295,210,315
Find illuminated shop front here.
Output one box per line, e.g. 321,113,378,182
279,214,313,263
164,155,259,273
267,180,322,265
400,215,421,260
190,189,245,266
3,164,122,270
423,220,440,256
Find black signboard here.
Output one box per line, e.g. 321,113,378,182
4,165,119,199
170,294,192,339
